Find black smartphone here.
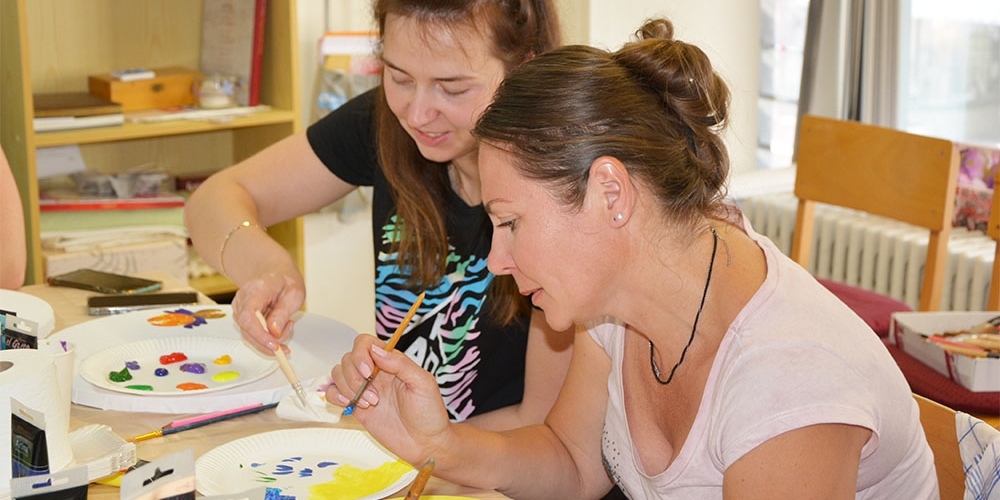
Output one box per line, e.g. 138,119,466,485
87,292,200,316
47,268,162,295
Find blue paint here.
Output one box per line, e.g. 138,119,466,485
264,487,294,500
342,404,355,416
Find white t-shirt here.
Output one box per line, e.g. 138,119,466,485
590,216,937,499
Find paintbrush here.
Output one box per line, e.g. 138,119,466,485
255,310,308,406
129,402,278,442
343,292,425,416
970,315,1000,334
403,458,435,500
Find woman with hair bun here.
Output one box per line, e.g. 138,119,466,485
329,18,937,499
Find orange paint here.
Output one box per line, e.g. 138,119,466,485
194,309,227,319
176,382,208,391
148,313,197,327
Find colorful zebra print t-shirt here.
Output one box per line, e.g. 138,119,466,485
306,90,530,420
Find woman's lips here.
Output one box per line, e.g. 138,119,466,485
413,128,448,147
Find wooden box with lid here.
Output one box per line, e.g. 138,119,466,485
88,66,201,111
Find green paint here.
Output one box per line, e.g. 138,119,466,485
108,367,132,382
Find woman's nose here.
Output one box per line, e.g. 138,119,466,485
406,88,437,127
487,237,514,276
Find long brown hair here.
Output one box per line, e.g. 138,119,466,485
372,0,561,324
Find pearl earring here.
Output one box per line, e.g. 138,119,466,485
614,213,623,221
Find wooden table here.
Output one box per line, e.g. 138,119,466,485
19,271,509,500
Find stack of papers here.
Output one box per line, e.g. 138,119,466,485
67,424,137,481
33,92,125,132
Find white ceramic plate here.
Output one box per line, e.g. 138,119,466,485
196,428,417,500
79,336,277,396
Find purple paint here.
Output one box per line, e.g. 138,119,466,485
180,362,206,374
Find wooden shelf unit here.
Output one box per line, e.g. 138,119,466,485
0,0,303,297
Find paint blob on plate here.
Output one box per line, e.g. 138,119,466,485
213,371,241,382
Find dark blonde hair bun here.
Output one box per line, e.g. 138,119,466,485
475,17,731,226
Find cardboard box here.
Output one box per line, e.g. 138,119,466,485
88,66,201,111
889,311,1000,392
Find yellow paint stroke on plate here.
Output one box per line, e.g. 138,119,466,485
212,370,240,382
308,459,413,500
214,354,232,365
385,497,477,500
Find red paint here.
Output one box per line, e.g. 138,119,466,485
159,352,189,364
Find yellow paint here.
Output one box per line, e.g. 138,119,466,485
212,371,241,382
308,459,413,500
386,497,477,500
214,354,232,365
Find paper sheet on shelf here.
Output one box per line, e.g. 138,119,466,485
47,306,356,414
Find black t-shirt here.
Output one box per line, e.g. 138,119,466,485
306,89,529,420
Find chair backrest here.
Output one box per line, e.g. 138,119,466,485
989,166,1000,310
914,394,965,500
791,115,960,311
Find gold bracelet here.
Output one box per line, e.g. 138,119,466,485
219,220,264,277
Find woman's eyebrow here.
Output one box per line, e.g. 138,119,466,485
483,199,509,215
382,57,475,83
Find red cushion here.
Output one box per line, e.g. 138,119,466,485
883,338,1000,415
818,278,912,338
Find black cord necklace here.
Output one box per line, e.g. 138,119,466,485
649,227,719,385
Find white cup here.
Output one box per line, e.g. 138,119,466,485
41,340,77,405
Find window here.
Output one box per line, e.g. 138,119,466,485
899,0,1000,146
759,0,1000,172
758,0,810,170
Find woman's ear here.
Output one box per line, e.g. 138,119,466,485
588,156,632,226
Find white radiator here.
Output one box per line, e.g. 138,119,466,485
740,192,995,311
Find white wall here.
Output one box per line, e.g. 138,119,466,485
297,1,762,332
297,3,376,333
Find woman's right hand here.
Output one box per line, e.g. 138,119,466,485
230,269,305,354
328,335,454,465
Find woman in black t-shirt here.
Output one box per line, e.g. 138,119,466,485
185,0,571,429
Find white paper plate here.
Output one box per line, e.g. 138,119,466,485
47,306,358,413
196,428,417,500
79,336,277,396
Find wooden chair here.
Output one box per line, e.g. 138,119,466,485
792,115,960,312
914,394,965,500
989,165,999,310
